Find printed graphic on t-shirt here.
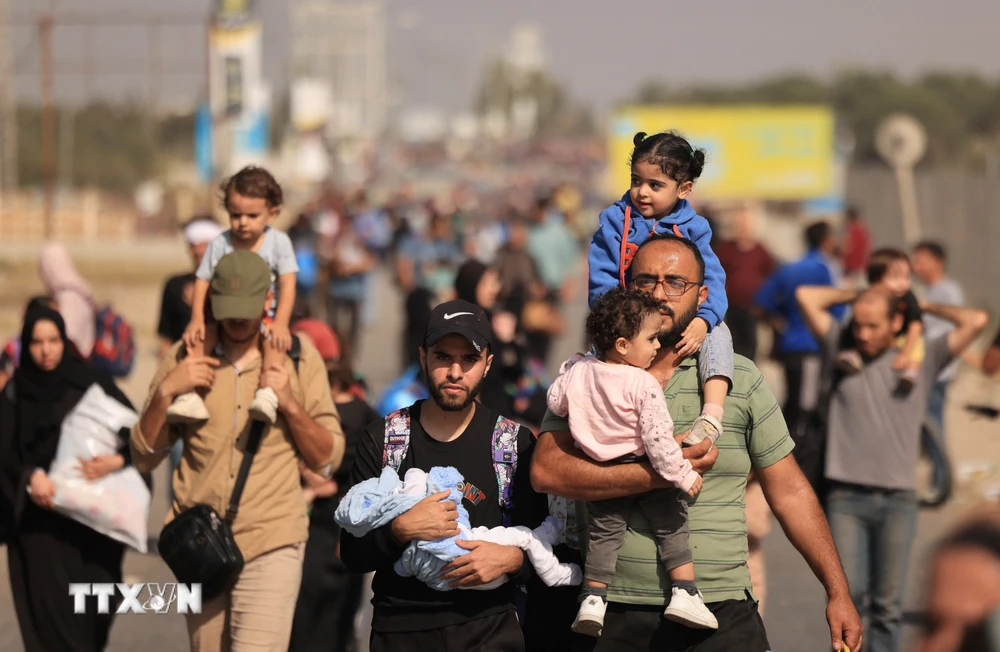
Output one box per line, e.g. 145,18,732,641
458,481,487,506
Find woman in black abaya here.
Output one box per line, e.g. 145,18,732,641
0,307,140,651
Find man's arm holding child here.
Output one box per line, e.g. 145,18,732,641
795,286,858,341
340,425,460,574
922,302,990,359
131,351,219,473
444,426,541,588
531,412,717,502
262,343,343,473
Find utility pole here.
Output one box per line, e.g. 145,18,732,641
0,0,16,197
39,8,55,239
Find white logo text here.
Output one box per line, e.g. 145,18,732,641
69,583,202,614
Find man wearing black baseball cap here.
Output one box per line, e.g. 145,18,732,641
341,299,547,652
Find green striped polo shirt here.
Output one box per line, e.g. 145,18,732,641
539,355,794,605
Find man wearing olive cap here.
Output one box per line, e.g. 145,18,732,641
131,250,346,652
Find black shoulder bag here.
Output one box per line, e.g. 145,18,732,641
157,418,264,602
157,337,302,601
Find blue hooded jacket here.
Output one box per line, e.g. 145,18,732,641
588,193,727,328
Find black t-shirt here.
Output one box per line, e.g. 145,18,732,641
339,400,546,633
157,273,196,344
310,397,379,534
896,290,922,336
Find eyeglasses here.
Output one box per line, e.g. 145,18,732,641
631,276,701,297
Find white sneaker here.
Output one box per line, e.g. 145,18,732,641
682,414,723,446
249,386,279,424
166,392,210,424
571,596,607,637
663,587,719,629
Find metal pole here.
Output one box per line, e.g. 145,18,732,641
40,11,55,239
895,165,921,246
0,0,16,193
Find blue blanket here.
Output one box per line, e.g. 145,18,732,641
335,466,476,591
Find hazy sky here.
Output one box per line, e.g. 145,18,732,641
8,0,1000,114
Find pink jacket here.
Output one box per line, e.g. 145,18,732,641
547,355,698,493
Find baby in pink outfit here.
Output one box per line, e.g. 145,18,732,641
547,286,718,636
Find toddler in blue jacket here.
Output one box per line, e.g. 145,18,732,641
588,131,733,443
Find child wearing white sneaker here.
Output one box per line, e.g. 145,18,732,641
169,166,298,425
547,286,719,637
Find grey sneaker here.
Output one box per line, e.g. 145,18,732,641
682,414,723,446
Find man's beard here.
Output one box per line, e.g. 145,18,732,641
220,320,261,344
657,301,699,349
423,364,485,412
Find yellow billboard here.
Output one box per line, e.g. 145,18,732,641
607,106,835,200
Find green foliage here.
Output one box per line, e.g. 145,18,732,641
631,70,1000,166
16,102,195,192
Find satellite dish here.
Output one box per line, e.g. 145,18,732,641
875,114,927,168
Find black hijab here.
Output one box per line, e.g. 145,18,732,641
13,308,111,465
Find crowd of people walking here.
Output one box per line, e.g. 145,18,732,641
0,134,998,652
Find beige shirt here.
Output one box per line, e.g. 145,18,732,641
130,338,345,563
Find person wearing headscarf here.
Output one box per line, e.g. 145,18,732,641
0,307,140,651
0,295,58,392
38,241,96,360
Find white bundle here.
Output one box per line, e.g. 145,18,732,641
48,384,150,553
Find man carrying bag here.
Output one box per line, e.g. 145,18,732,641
130,250,345,651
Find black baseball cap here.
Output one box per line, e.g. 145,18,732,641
423,300,492,354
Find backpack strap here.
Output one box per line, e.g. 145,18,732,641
491,416,520,527
288,335,302,374
382,407,412,472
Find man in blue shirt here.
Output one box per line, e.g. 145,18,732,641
754,221,844,492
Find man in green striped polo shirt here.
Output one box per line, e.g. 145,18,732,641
532,234,862,652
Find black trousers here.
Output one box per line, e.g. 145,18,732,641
8,506,126,652
371,610,524,652
724,306,759,360
779,352,826,494
289,524,364,652
523,544,593,652
588,597,770,652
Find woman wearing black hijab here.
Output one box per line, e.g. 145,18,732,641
0,307,140,651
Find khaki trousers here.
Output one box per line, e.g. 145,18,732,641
187,543,305,652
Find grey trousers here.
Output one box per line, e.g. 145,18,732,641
585,488,692,585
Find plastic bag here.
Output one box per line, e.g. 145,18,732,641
48,384,150,553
